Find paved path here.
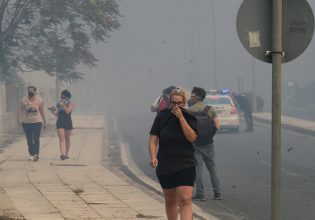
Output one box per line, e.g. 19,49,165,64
0,115,167,220
253,112,315,136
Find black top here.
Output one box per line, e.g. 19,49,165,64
234,94,252,114
150,108,198,175
56,110,73,130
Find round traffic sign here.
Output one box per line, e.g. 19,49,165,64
237,0,314,63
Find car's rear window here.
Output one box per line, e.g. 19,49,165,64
204,96,232,105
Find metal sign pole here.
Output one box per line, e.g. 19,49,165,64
237,1,314,218
271,0,282,220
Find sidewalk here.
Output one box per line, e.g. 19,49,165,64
253,112,315,136
0,115,167,220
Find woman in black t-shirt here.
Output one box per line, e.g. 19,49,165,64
149,87,197,220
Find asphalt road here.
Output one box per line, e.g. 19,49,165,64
115,112,315,220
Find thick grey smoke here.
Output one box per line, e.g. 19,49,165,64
78,0,315,119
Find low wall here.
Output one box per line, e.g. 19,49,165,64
0,112,16,133
0,83,19,146
0,112,19,146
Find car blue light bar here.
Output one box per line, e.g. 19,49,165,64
219,88,230,95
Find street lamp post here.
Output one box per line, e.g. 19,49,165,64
252,58,257,112
210,0,218,89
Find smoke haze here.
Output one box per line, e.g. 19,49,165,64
77,0,315,119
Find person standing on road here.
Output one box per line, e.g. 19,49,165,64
232,93,253,132
49,90,74,160
149,87,198,220
188,87,222,201
19,85,47,161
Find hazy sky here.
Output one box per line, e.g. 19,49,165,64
78,0,315,115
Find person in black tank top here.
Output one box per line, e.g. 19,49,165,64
49,90,74,160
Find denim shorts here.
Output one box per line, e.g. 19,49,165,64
157,167,196,189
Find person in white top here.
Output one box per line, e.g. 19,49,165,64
18,85,47,161
151,86,176,113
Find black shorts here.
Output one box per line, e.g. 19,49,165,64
157,167,196,189
56,119,73,130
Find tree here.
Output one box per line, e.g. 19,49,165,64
0,0,121,83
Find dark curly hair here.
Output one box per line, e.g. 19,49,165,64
61,90,71,99
191,87,206,100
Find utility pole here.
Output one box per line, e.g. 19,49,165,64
251,58,257,112
238,76,244,94
210,0,218,89
190,0,194,88
56,77,60,100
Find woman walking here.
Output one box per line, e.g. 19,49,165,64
149,87,197,220
19,85,47,161
49,90,74,160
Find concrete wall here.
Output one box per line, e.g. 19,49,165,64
0,112,16,134
0,82,6,114
0,83,18,142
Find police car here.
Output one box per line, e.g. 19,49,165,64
204,89,240,132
